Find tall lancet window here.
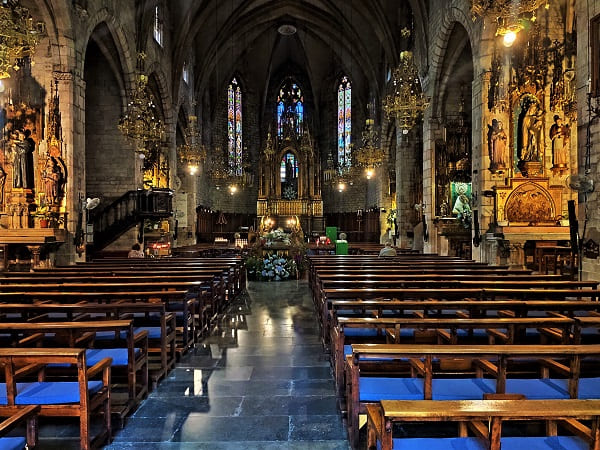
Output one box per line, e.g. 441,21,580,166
337,76,352,168
227,78,243,176
277,79,304,137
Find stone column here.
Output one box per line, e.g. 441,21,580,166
395,127,416,248
53,68,85,265
422,108,439,254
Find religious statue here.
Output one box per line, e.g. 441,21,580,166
42,157,64,206
452,185,471,217
550,115,570,172
12,129,34,189
520,101,544,162
452,183,471,228
488,119,508,173
0,164,6,206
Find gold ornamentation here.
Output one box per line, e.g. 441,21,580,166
0,0,42,79
353,119,384,177
382,51,429,133
118,54,165,159
177,115,206,175
504,182,554,223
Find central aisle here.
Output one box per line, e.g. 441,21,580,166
107,280,350,449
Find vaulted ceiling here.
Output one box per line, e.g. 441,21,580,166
168,0,429,120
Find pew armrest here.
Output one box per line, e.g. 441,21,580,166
560,418,593,442
539,358,571,377
0,405,40,437
87,357,113,379
473,359,498,377
18,333,44,346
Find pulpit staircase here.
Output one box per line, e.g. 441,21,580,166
88,188,173,252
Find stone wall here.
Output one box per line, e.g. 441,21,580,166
577,0,600,280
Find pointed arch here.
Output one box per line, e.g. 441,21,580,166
337,76,352,168
227,77,243,176
276,77,304,137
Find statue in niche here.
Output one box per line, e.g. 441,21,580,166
452,183,471,216
42,157,64,206
550,115,570,173
488,119,508,173
12,129,34,189
519,101,544,162
0,164,6,206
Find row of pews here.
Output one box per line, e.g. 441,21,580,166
308,254,600,449
0,256,244,449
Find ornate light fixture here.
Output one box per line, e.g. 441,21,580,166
383,51,429,134
324,150,356,191
470,0,550,47
0,0,42,79
178,114,206,175
470,0,549,19
353,118,384,179
118,53,165,158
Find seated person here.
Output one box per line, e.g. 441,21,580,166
128,243,145,258
379,242,397,257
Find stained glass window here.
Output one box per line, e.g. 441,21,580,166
227,78,242,176
182,62,189,84
280,152,299,182
277,79,304,137
338,76,351,168
153,6,163,47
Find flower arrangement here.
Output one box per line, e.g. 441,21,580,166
260,254,296,281
246,253,297,281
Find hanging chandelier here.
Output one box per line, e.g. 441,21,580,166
324,150,356,191
0,0,42,79
470,0,549,47
118,54,165,158
177,115,206,175
470,0,549,19
353,118,384,179
383,51,429,134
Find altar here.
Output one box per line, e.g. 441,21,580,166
256,79,324,235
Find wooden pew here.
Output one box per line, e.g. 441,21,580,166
0,405,39,450
347,343,600,448
366,399,600,450
0,290,197,354
331,316,577,396
0,320,148,422
0,302,176,387
0,348,111,450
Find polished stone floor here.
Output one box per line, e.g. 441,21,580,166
9,281,349,448
99,280,349,449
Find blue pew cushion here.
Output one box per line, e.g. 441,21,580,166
344,328,380,338
505,379,568,399
134,326,162,339
500,436,588,449
544,377,600,399
360,377,424,401
86,348,141,366
432,378,495,400
386,437,486,450
0,437,27,450
5,381,104,405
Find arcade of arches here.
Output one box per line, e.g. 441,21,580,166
0,0,599,279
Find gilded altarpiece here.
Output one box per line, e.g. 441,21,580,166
483,12,577,267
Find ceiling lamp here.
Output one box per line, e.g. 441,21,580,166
118,53,165,158
354,118,384,177
324,150,356,191
0,0,43,79
471,0,549,47
178,114,206,175
470,0,549,19
382,51,429,134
